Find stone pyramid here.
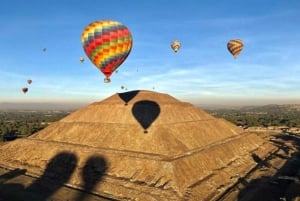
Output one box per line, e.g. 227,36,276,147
0,90,276,200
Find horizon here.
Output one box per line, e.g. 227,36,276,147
1,1,300,104
1,89,300,110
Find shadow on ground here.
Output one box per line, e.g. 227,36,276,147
237,133,300,201
0,152,109,201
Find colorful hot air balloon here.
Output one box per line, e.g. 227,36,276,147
22,87,28,94
81,20,133,83
171,40,181,53
227,39,243,59
80,57,85,62
27,79,32,84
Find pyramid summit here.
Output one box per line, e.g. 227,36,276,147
0,90,276,200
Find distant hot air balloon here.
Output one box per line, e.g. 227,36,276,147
81,20,133,83
27,79,32,84
42,48,46,52
121,85,125,90
22,87,28,94
80,57,85,62
171,40,181,53
227,39,244,59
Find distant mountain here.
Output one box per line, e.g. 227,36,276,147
203,104,300,112
239,104,300,112
0,102,87,111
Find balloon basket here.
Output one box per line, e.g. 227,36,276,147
104,78,111,83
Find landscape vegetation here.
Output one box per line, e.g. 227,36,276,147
1,104,300,142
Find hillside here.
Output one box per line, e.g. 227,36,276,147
0,90,277,201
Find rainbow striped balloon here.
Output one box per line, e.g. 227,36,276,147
81,20,133,83
227,39,243,59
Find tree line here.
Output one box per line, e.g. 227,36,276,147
205,104,300,128
0,111,71,141
1,104,300,142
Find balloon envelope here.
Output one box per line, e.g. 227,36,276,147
22,87,28,93
27,79,32,84
81,20,133,83
171,40,181,52
227,39,243,58
80,57,85,62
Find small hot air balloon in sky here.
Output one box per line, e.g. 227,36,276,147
80,57,85,62
27,79,32,84
22,87,28,94
121,85,125,90
171,40,181,53
42,48,46,52
227,39,244,59
81,20,133,83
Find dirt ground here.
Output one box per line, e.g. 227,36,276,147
0,132,300,201
218,132,300,201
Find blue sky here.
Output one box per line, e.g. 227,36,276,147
1,0,300,106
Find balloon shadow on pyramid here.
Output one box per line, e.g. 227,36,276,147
118,90,140,105
132,100,160,133
0,152,108,201
26,151,78,200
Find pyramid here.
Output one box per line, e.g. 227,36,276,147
0,90,277,200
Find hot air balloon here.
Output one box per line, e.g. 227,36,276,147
22,87,28,94
80,57,85,62
27,79,32,84
227,39,243,59
81,20,133,83
42,48,46,52
171,40,181,53
121,85,125,90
